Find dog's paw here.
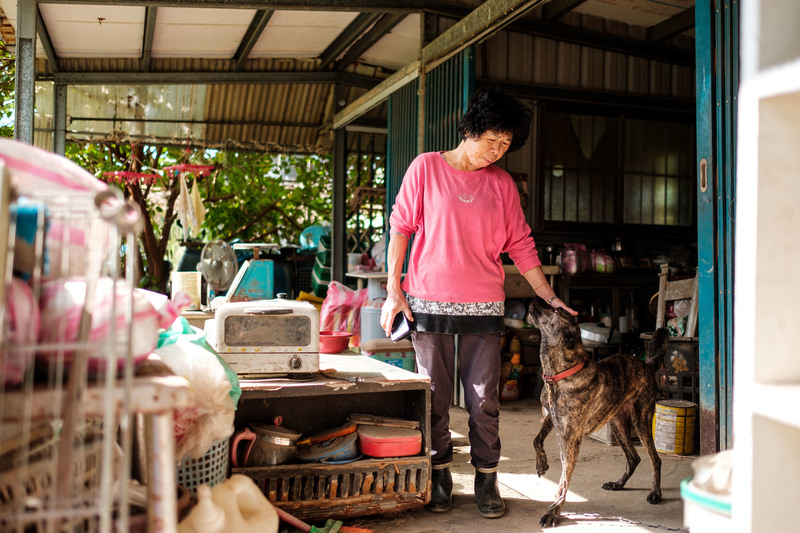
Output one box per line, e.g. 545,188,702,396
536,459,549,477
540,512,560,528
602,481,624,491
647,490,662,504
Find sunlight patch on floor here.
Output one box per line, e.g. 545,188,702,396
497,471,588,503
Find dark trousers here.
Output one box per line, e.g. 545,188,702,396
412,331,502,470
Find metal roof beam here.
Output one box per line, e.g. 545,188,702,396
140,6,157,71
35,6,58,73
319,12,381,70
37,0,427,11
233,9,273,71
420,0,544,70
517,19,694,67
334,0,545,129
647,7,695,43
541,0,587,21
496,80,695,115
429,2,693,67
334,13,406,72
68,116,323,128
49,70,381,87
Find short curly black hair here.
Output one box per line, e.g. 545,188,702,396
457,86,533,153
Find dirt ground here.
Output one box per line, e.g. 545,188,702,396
328,396,696,533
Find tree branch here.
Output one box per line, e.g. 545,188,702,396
225,200,279,241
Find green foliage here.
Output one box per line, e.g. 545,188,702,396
60,135,387,291
202,152,333,248
0,36,386,286
0,41,15,138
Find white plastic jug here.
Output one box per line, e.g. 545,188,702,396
178,475,278,533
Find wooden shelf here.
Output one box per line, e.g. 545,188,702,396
1,375,193,423
559,272,658,330
734,4,800,530
750,383,800,429
239,354,429,397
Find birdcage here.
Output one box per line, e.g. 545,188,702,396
0,140,192,533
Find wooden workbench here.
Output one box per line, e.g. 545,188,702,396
232,354,432,520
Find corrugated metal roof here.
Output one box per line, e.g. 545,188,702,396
32,56,388,153
10,0,695,154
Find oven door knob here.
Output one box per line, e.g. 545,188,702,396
288,356,303,370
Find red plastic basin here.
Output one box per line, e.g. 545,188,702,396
319,331,353,353
357,426,422,458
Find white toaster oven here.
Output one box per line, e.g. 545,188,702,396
205,298,319,375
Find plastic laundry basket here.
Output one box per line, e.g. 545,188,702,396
176,438,230,494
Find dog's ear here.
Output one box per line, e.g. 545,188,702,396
645,327,670,365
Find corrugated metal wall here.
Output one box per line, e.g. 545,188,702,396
385,48,476,222
423,49,474,153
473,11,695,228
476,12,694,98
386,79,418,220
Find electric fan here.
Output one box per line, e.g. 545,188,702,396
196,240,238,305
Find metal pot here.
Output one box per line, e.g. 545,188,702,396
230,423,301,467
297,431,359,463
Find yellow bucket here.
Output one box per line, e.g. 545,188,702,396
652,399,696,454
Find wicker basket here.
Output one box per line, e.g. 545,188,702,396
0,438,104,531
176,438,229,494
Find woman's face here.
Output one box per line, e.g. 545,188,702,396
463,130,513,170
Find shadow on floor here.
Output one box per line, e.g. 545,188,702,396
328,396,696,533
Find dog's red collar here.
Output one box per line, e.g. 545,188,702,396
543,361,585,383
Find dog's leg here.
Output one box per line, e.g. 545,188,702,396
602,415,641,491
533,413,553,476
539,433,581,528
631,403,662,504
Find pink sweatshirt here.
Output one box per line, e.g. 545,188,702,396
389,152,541,303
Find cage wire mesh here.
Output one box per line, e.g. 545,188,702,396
0,158,158,532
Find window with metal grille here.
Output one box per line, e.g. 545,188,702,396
542,111,694,227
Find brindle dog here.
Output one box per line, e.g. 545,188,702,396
527,298,670,527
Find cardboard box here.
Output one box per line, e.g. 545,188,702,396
366,351,416,372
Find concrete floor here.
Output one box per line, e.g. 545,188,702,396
337,396,696,533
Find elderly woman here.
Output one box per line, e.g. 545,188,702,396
380,86,576,518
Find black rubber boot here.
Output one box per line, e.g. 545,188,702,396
426,467,453,513
474,471,505,518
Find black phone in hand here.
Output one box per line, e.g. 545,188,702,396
390,312,414,342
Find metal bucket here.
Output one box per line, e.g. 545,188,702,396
652,399,696,454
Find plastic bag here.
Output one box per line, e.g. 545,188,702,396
560,243,588,275
155,320,239,461
2,277,40,385
158,316,241,407
690,449,732,497
320,281,368,347
590,249,616,274
37,278,177,372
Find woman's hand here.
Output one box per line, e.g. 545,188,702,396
380,290,413,337
522,265,579,316
549,296,578,316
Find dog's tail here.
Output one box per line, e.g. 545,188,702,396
645,327,670,366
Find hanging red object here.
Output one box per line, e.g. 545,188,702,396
162,164,215,177
102,171,160,185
